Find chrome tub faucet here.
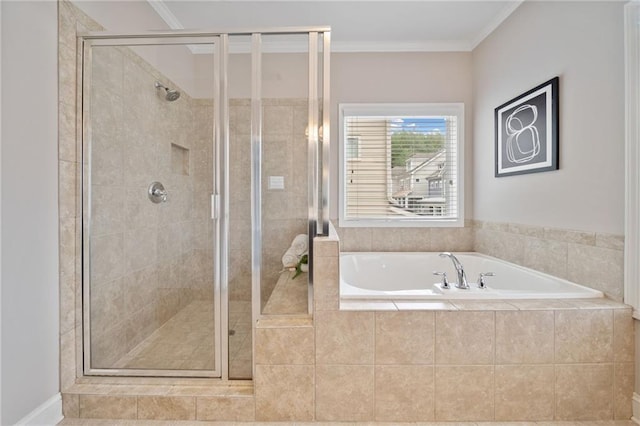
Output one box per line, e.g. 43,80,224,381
439,252,469,289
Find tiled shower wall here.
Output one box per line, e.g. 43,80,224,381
228,99,308,308
334,220,624,301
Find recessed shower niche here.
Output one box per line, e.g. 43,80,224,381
80,30,330,379
171,143,190,176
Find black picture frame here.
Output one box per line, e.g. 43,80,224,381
494,76,559,177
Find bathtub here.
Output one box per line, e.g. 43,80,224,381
340,252,603,300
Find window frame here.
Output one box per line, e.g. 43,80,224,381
338,103,465,228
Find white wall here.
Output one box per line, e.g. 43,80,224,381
472,1,625,234
330,52,474,220
1,1,59,424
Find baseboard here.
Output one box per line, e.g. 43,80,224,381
14,393,63,426
632,392,640,425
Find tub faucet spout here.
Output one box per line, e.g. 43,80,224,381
439,252,469,289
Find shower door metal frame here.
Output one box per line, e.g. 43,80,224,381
80,33,224,378
79,27,331,380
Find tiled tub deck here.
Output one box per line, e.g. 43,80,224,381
62,231,634,422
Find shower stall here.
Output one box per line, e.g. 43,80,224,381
80,30,330,379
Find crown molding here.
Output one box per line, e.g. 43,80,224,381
147,0,519,54
147,0,184,30
333,40,472,53
470,0,524,50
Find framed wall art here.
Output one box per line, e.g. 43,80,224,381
495,76,559,177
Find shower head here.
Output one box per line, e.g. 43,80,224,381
154,81,180,102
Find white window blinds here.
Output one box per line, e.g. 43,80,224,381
339,104,464,227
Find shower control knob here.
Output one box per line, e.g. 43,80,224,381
148,181,168,204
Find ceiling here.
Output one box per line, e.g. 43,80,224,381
72,0,524,52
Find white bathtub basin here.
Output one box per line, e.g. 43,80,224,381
340,252,603,300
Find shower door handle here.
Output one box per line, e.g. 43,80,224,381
211,194,219,219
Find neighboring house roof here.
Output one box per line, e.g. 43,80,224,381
409,149,446,177
395,149,446,182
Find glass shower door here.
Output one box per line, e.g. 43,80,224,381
83,37,221,377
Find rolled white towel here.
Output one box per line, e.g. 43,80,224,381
282,247,298,268
291,234,308,256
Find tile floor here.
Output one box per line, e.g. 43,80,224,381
112,299,253,378
57,419,637,425
228,300,253,379
115,300,216,371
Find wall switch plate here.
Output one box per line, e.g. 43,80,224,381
268,176,285,190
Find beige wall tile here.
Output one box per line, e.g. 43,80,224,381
255,325,314,365
316,311,374,364
370,227,431,251
434,366,494,421
508,223,544,238
375,311,434,364
483,221,510,232
124,228,158,273
494,365,554,421
60,327,77,392
544,227,596,245
314,238,339,257
91,132,124,187
522,237,568,278
613,309,634,363
92,47,124,93
60,160,77,219
555,309,613,363
555,364,613,420
196,396,255,421
336,226,372,252
596,233,625,250
567,243,624,301
430,226,474,252
614,362,634,420
316,365,374,421
59,216,76,287
62,393,80,418
59,219,77,336
435,311,494,364
59,100,76,163
313,255,339,311
90,233,124,284
474,228,525,265
79,395,137,419
58,45,77,120
255,365,314,421
137,396,196,420
375,365,434,422
495,311,554,364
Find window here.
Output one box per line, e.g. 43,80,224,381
346,136,360,160
339,103,464,227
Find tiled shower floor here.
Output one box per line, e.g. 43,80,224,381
114,299,252,378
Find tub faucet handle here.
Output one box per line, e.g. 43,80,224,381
477,272,495,289
433,271,450,289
